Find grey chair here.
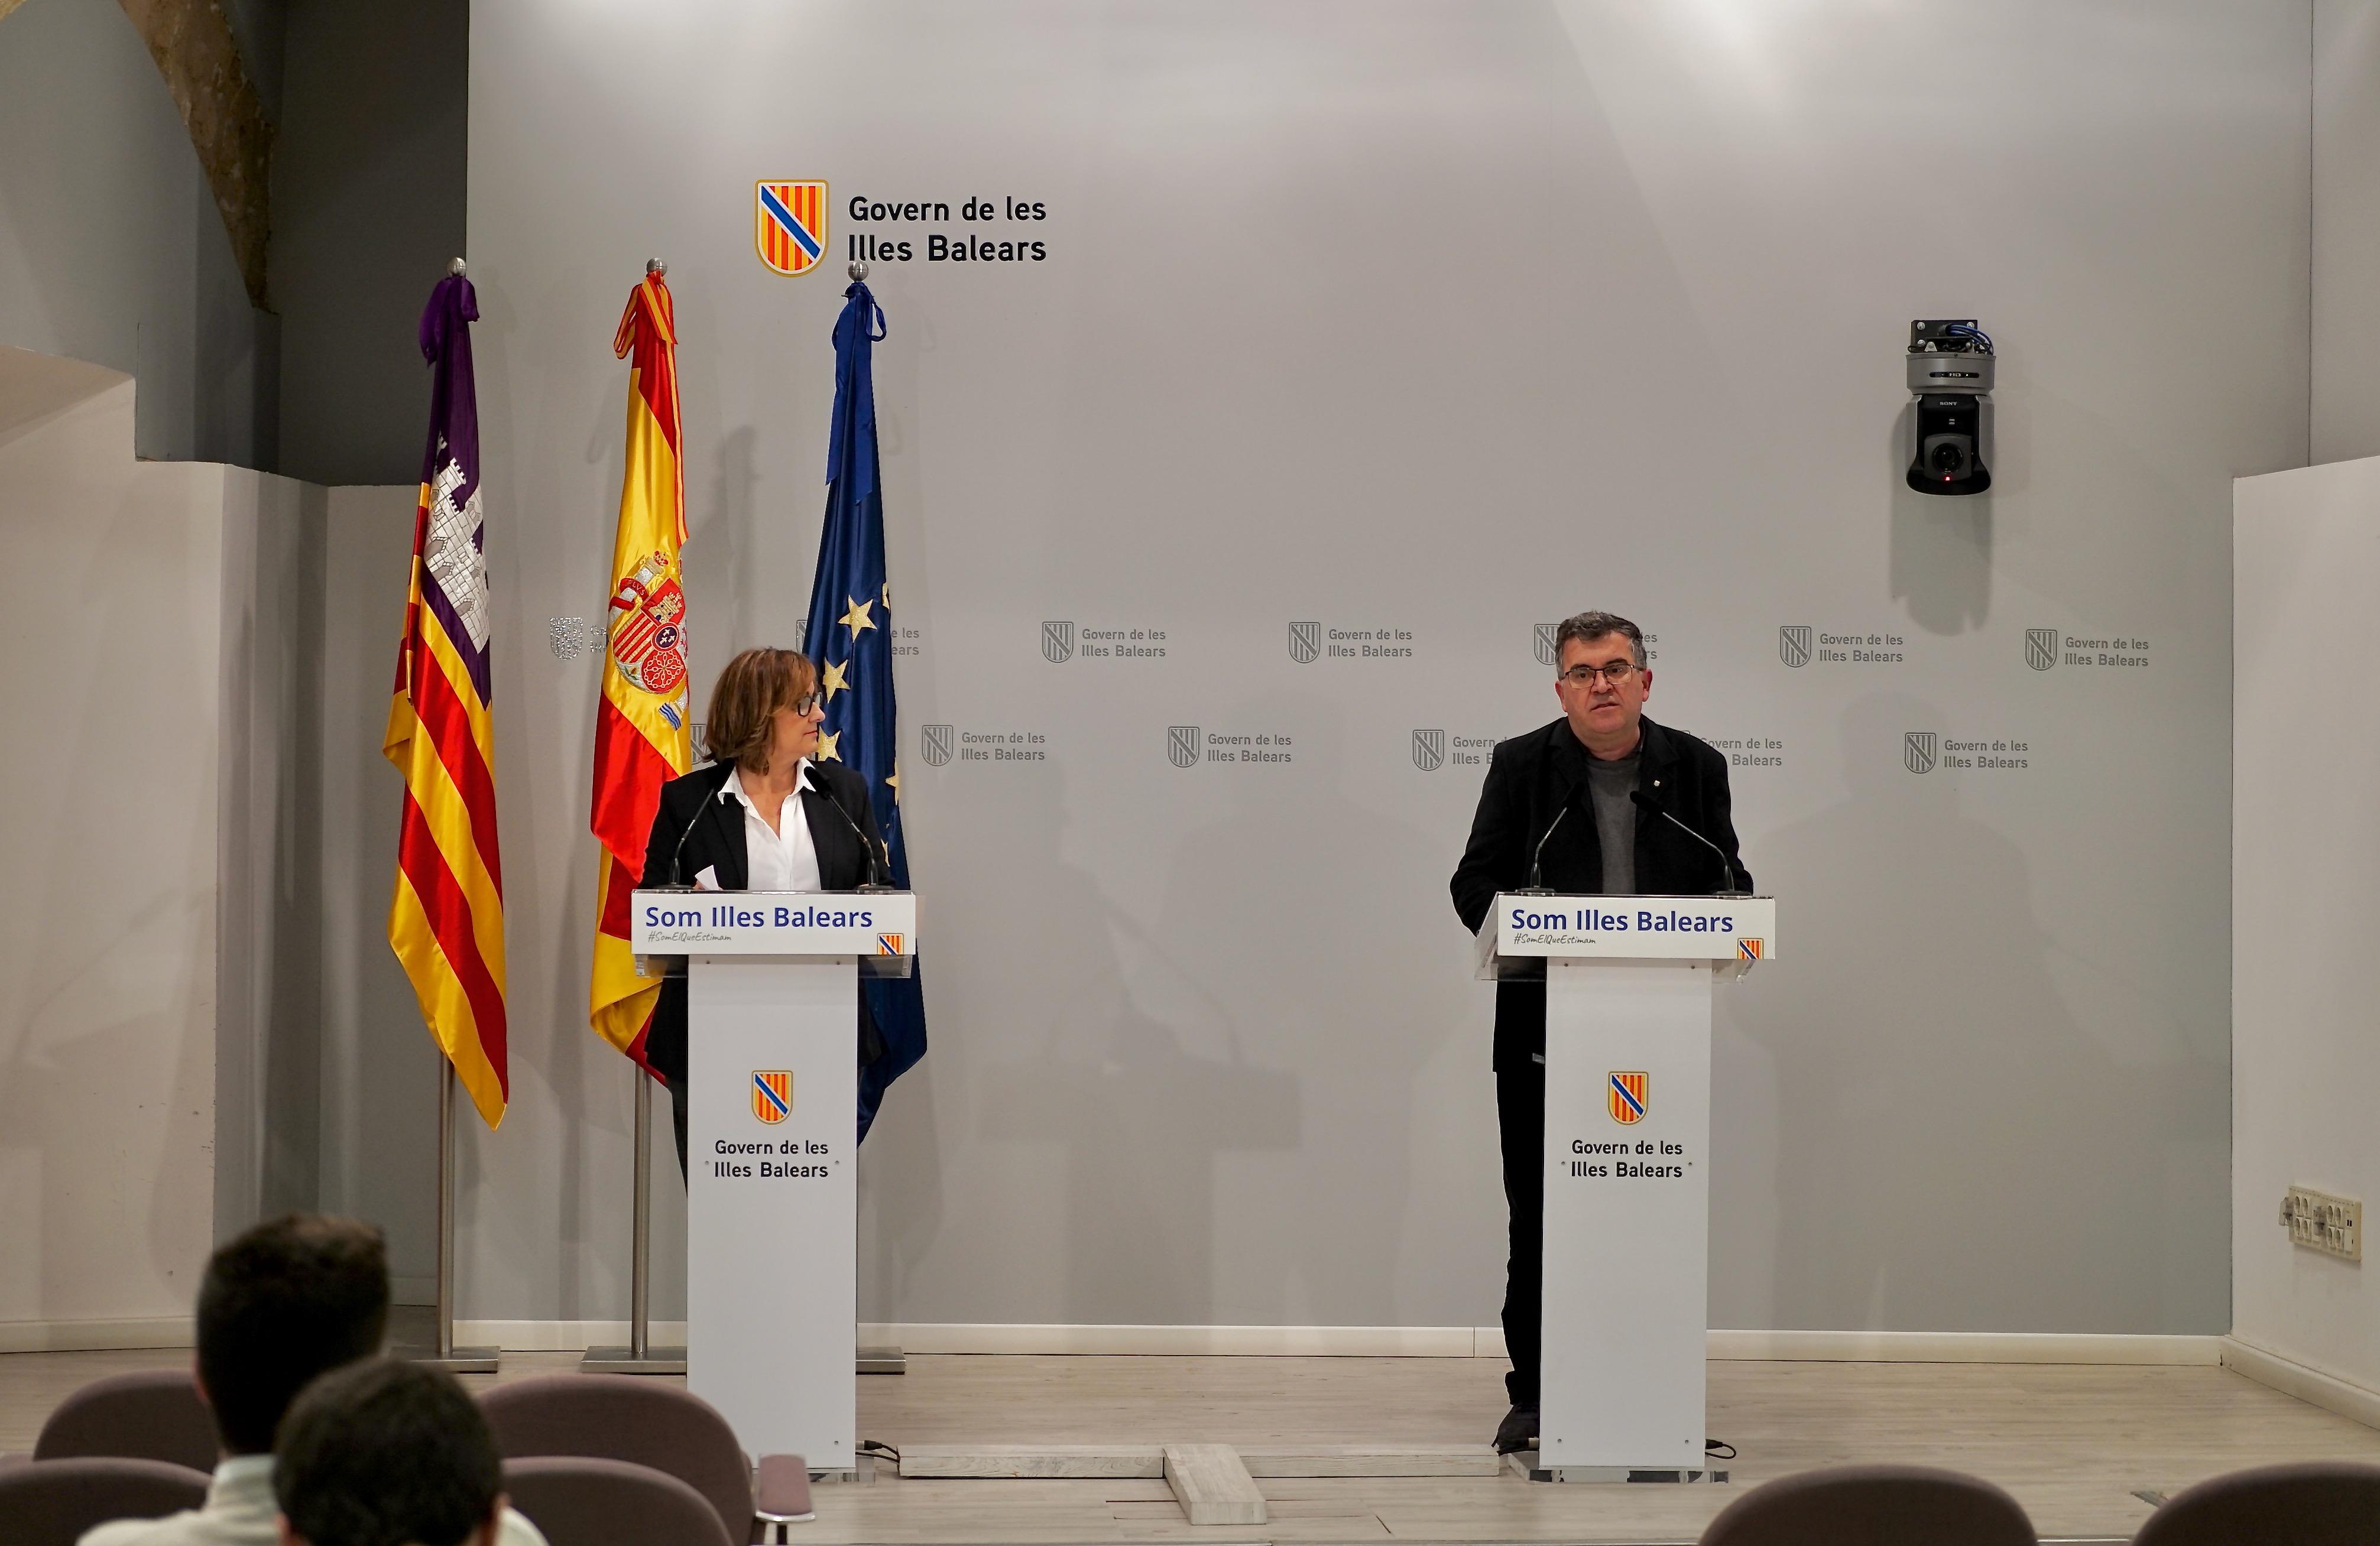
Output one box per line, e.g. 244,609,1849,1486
2132,1460,2380,1545
0,1456,210,1546
502,1456,735,1546
33,1370,217,1473
1698,1463,2037,1546
482,1373,806,1545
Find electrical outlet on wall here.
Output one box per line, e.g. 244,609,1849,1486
2280,1187,2362,1262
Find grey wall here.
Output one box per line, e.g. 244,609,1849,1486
0,0,278,468
2315,1,2380,463
0,350,229,1338
213,468,328,1239
2233,454,2380,1389
425,1,2306,1334
272,0,469,486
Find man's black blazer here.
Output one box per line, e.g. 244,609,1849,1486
637,758,889,1086
1449,715,1753,1071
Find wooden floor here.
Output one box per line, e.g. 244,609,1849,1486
9,1342,2380,1544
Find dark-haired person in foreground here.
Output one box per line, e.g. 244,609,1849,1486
1449,610,1752,1456
76,1215,544,1546
640,645,891,1174
272,1359,505,1546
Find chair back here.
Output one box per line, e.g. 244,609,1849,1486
2133,1460,2380,1546
502,1456,736,1546
0,1456,211,1546
480,1373,751,1543
33,1370,217,1472
1699,1463,2036,1546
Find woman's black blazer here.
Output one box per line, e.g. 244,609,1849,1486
635,758,889,1085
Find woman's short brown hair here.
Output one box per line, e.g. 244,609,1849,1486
703,647,819,772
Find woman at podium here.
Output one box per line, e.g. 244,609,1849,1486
639,645,890,1174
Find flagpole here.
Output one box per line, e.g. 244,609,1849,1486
397,1060,499,1373
583,1065,685,1373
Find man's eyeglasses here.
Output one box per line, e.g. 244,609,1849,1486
1558,662,1639,688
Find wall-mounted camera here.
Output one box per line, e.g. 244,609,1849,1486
1906,319,1994,496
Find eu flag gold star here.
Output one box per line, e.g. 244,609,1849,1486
814,729,841,762
885,762,900,803
820,658,851,701
840,596,877,638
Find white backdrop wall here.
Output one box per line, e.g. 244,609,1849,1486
435,1,2309,1331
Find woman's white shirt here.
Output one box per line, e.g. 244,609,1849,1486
720,762,824,893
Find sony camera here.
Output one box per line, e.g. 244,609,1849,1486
1906,319,1993,495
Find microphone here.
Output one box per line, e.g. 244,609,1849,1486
646,794,711,891
1512,804,1572,895
1631,789,1749,897
816,780,894,892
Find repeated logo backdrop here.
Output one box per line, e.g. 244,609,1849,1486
456,0,2290,1337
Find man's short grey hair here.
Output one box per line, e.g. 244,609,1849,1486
1555,610,1646,669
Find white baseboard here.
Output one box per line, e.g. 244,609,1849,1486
1708,1330,2219,1365
0,1316,194,1353
2222,1336,2380,1429
460,1320,691,1350
453,1320,2217,1364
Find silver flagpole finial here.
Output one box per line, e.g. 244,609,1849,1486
448,257,466,276
848,259,870,282
646,258,667,278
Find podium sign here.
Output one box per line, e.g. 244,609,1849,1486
633,890,917,1472
1480,894,1775,1482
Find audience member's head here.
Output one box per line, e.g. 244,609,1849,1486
274,1358,504,1546
195,1214,390,1455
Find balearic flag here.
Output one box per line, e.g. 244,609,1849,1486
805,280,926,1141
385,272,508,1128
589,273,695,1068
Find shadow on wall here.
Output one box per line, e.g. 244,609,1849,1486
971,755,1300,1326
1724,690,2207,1332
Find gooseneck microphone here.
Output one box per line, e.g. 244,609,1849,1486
817,782,894,892
1630,789,1750,897
648,794,709,891
1515,804,1572,894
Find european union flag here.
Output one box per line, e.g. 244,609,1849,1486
806,280,924,1142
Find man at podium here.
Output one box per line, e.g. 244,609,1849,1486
641,646,890,1174
1448,610,1752,1454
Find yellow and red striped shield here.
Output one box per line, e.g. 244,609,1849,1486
756,180,828,276
752,1070,793,1125
1608,1071,1649,1126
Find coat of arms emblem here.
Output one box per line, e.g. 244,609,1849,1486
2026,628,2058,671
1609,1071,1649,1126
751,1070,793,1125
608,551,689,699
755,180,828,277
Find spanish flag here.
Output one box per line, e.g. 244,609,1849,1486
589,274,693,1067
385,272,508,1128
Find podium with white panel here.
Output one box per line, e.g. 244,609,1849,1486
633,889,916,1473
1477,892,1775,1483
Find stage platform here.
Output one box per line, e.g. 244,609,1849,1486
9,1342,2380,1544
